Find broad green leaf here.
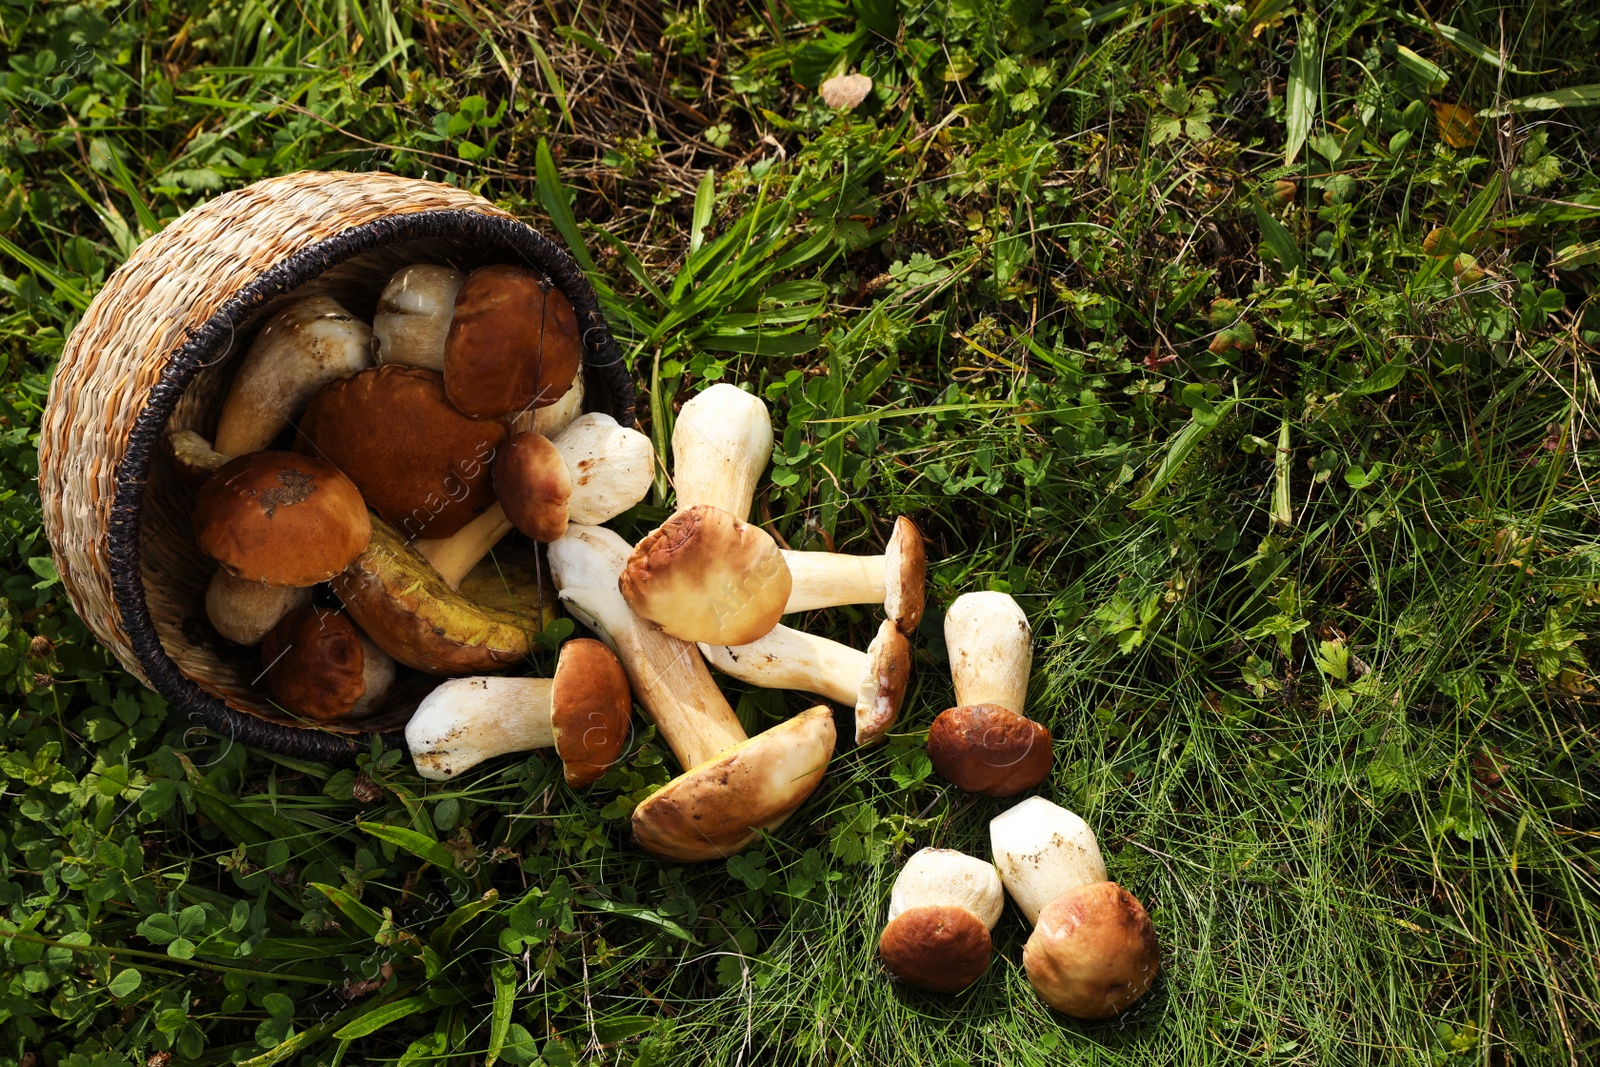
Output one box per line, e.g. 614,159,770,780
1250,199,1305,271
690,167,716,256
108,967,141,998
1395,46,1448,92
485,960,516,1066
535,139,596,273
356,820,460,876
310,883,386,939
333,994,434,1040
1347,354,1408,396
1487,84,1600,116
1285,14,1320,165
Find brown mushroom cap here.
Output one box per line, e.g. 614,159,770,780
296,366,506,540
878,905,993,994
194,452,370,587
494,432,573,543
1023,882,1160,1019
631,704,834,862
444,264,582,419
884,516,927,635
927,703,1053,797
260,607,368,720
856,619,911,747
619,505,792,646
551,638,633,787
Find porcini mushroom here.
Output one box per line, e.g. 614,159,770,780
444,264,581,419
259,606,395,721
194,452,371,587
296,365,506,540
699,619,911,746
549,524,835,861
213,296,372,457
878,848,1004,994
493,414,655,544
163,428,229,488
783,517,927,635
620,385,792,646
405,638,632,784
512,373,585,439
205,569,313,646
991,798,1159,1017
372,264,466,371
927,591,1053,796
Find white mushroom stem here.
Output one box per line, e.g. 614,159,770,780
782,552,885,612
551,413,656,525
214,296,372,456
700,624,863,707
206,570,312,646
549,524,747,769
406,676,555,781
989,797,1107,926
888,848,1005,931
512,373,586,439
670,383,773,519
372,264,466,371
946,591,1032,714
413,503,514,589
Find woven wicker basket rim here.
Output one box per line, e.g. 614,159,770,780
105,206,634,762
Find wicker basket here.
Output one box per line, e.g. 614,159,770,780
38,170,635,762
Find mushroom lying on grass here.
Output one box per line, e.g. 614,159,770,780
213,296,371,457
878,848,1003,994
699,619,910,746
406,638,631,784
621,384,792,646
926,591,1053,797
783,517,927,635
259,606,395,721
550,524,834,862
990,797,1159,1018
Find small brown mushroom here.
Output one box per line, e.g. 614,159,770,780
193,452,370,587
444,264,581,419
259,606,394,720
296,365,506,540
494,432,572,543
878,848,1004,994
405,638,632,784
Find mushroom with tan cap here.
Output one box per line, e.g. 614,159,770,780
213,296,372,457
194,452,371,587
926,591,1052,797
259,606,395,721
205,570,312,646
878,848,1004,994
372,264,466,371
444,264,581,419
297,365,507,541
549,524,834,862
990,797,1158,1018
620,385,792,646
405,638,632,784
699,619,910,746
493,413,656,544
783,517,927,635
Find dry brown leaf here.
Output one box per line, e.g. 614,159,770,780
820,73,873,110
1433,102,1481,148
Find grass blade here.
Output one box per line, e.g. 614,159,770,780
1130,398,1237,510
535,139,596,273
690,167,716,256
1487,84,1600,114
1271,417,1293,527
485,960,516,1065
1285,14,1319,165
1251,198,1305,271
333,994,435,1040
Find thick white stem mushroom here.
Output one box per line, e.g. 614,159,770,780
699,619,910,746
214,296,372,457
782,517,927,635
670,382,773,519
372,264,466,371
495,415,656,544
946,590,1032,713
990,798,1159,1019
206,569,313,646
550,525,835,861
878,848,1004,994
405,639,630,784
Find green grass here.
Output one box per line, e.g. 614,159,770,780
3,0,1600,1064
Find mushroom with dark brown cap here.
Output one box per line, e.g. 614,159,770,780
699,619,911,746
783,517,927,635
878,847,1004,994
549,524,834,861
1023,882,1160,1019
205,569,312,646
926,591,1053,796
372,264,466,371
194,452,371,587
213,296,371,457
619,385,793,646
405,638,632,784
493,414,655,544
444,264,581,419
259,606,395,721
296,365,506,541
